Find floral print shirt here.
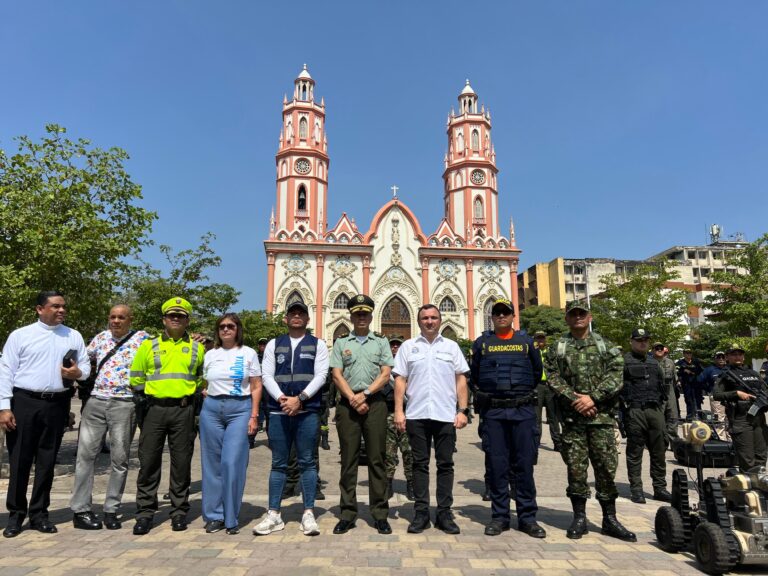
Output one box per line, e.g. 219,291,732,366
87,329,150,399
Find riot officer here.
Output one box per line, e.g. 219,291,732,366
621,329,670,504
470,298,546,538
713,343,768,472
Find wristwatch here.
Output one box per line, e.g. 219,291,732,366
363,388,372,400
456,407,470,416
298,391,309,403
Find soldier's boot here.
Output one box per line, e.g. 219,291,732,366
320,430,330,451
566,497,588,539
387,479,394,499
482,483,491,502
600,499,637,542
406,480,415,501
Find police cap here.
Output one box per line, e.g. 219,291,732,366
388,335,404,345
631,328,651,340
257,337,269,345
348,294,375,314
714,351,726,358
162,297,192,316
286,301,309,314
533,331,547,338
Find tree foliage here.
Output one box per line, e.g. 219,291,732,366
519,305,569,338
238,309,287,348
121,233,240,336
0,125,156,341
687,322,732,365
590,261,690,350
705,233,768,357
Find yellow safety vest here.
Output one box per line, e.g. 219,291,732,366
129,334,204,398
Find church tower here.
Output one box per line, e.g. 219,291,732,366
272,65,329,237
442,80,500,241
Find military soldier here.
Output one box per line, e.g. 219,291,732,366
621,329,671,504
713,343,768,472
533,331,562,452
383,336,414,501
544,300,636,542
652,342,679,447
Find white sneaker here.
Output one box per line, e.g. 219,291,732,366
300,510,320,536
252,511,284,535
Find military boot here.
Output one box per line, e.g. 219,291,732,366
566,497,588,539
406,480,415,501
482,482,491,502
320,431,330,451
600,499,637,542
387,479,394,499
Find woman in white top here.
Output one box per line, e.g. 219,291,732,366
199,313,262,534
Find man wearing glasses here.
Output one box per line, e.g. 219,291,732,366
129,297,205,535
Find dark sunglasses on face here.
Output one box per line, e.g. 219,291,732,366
164,313,188,320
653,346,664,351
492,310,512,317
219,324,237,331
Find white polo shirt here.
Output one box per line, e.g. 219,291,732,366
392,333,469,423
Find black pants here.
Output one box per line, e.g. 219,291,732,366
135,402,195,519
625,407,667,492
732,415,768,473
407,419,456,516
5,389,70,524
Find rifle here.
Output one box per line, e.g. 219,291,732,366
722,368,768,417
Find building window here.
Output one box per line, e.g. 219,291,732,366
483,299,494,332
471,129,480,151
297,185,307,211
473,197,483,219
299,117,308,139
441,326,458,341
333,293,349,310
439,297,457,313
687,250,696,260
698,251,708,260
332,324,350,341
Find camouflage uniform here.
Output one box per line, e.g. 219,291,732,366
545,332,624,502
385,412,413,482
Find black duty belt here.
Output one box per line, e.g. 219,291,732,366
147,395,195,407
629,401,661,410
488,395,537,409
13,387,71,400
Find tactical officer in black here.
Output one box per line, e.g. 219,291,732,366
470,298,545,538
713,343,768,472
621,329,670,504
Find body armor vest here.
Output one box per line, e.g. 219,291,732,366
476,331,536,398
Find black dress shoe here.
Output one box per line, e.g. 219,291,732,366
73,511,103,530
103,513,122,530
484,521,510,536
205,520,225,533
133,517,152,535
373,519,392,535
333,519,356,534
653,489,672,502
3,521,22,538
518,521,546,539
171,515,188,532
630,492,646,504
407,513,431,534
30,519,57,534
435,512,460,535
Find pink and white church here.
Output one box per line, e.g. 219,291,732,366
264,66,522,343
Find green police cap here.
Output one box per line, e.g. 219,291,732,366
161,297,192,316
348,294,375,314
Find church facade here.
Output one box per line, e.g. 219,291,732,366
264,66,522,344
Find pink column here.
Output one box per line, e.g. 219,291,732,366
465,258,475,340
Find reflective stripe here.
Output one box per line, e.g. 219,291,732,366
189,342,199,377
146,372,198,382
130,371,145,378
275,346,290,353
151,338,162,372
275,374,313,383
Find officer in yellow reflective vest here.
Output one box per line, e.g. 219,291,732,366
129,297,204,535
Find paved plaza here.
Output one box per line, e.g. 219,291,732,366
0,401,763,576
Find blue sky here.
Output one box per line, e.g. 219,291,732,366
2,1,766,310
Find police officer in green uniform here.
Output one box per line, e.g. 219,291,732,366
129,297,205,535
543,300,636,542
330,294,394,535
621,329,671,504
713,343,768,472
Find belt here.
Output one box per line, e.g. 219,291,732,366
629,401,661,410
488,395,537,409
91,395,134,403
147,394,195,407
207,394,250,400
13,387,70,400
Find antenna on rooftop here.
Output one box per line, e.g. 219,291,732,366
709,224,721,244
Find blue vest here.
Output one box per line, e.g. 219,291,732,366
269,333,320,412
476,331,536,398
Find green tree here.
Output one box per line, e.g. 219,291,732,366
705,233,768,357
0,125,156,341
590,261,690,349
238,309,287,348
519,305,569,338
122,233,240,336
688,322,732,365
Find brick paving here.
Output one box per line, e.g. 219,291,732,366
0,401,762,575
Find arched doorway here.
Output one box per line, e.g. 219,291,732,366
441,326,458,341
332,323,350,342
380,296,411,340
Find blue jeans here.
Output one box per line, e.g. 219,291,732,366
199,395,251,528
267,411,318,511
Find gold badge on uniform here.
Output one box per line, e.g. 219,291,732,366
182,347,190,353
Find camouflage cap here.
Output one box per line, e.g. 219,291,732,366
631,328,651,340
652,341,664,348
565,300,589,314
388,335,404,344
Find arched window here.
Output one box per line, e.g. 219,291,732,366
471,129,480,151
286,291,304,308
299,117,308,139
439,297,457,313
333,323,350,341
280,160,287,177
381,296,411,340
297,185,307,211
441,326,458,341
333,293,349,310
474,197,484,219
483,299,494,332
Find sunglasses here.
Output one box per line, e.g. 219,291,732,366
653,346,664,351
492,310,512,317
219,323,237,331
164,313,188,320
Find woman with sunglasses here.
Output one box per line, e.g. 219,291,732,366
199,313,262,534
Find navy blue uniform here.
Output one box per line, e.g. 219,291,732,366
470,330,543,527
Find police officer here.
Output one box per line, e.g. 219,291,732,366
651,342,679,447
544,300,636,542
533,331,562,453
698,351,730,440
713,343,768,472
676,349,703,419
382,336,414,501
129,297,204,535
470,298,546,538
621,329,670,504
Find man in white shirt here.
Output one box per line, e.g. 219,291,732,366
0,291,90,538
393,304,469,534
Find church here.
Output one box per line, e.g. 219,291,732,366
264,66,522,343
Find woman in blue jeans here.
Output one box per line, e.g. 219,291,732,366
199,313,262,534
